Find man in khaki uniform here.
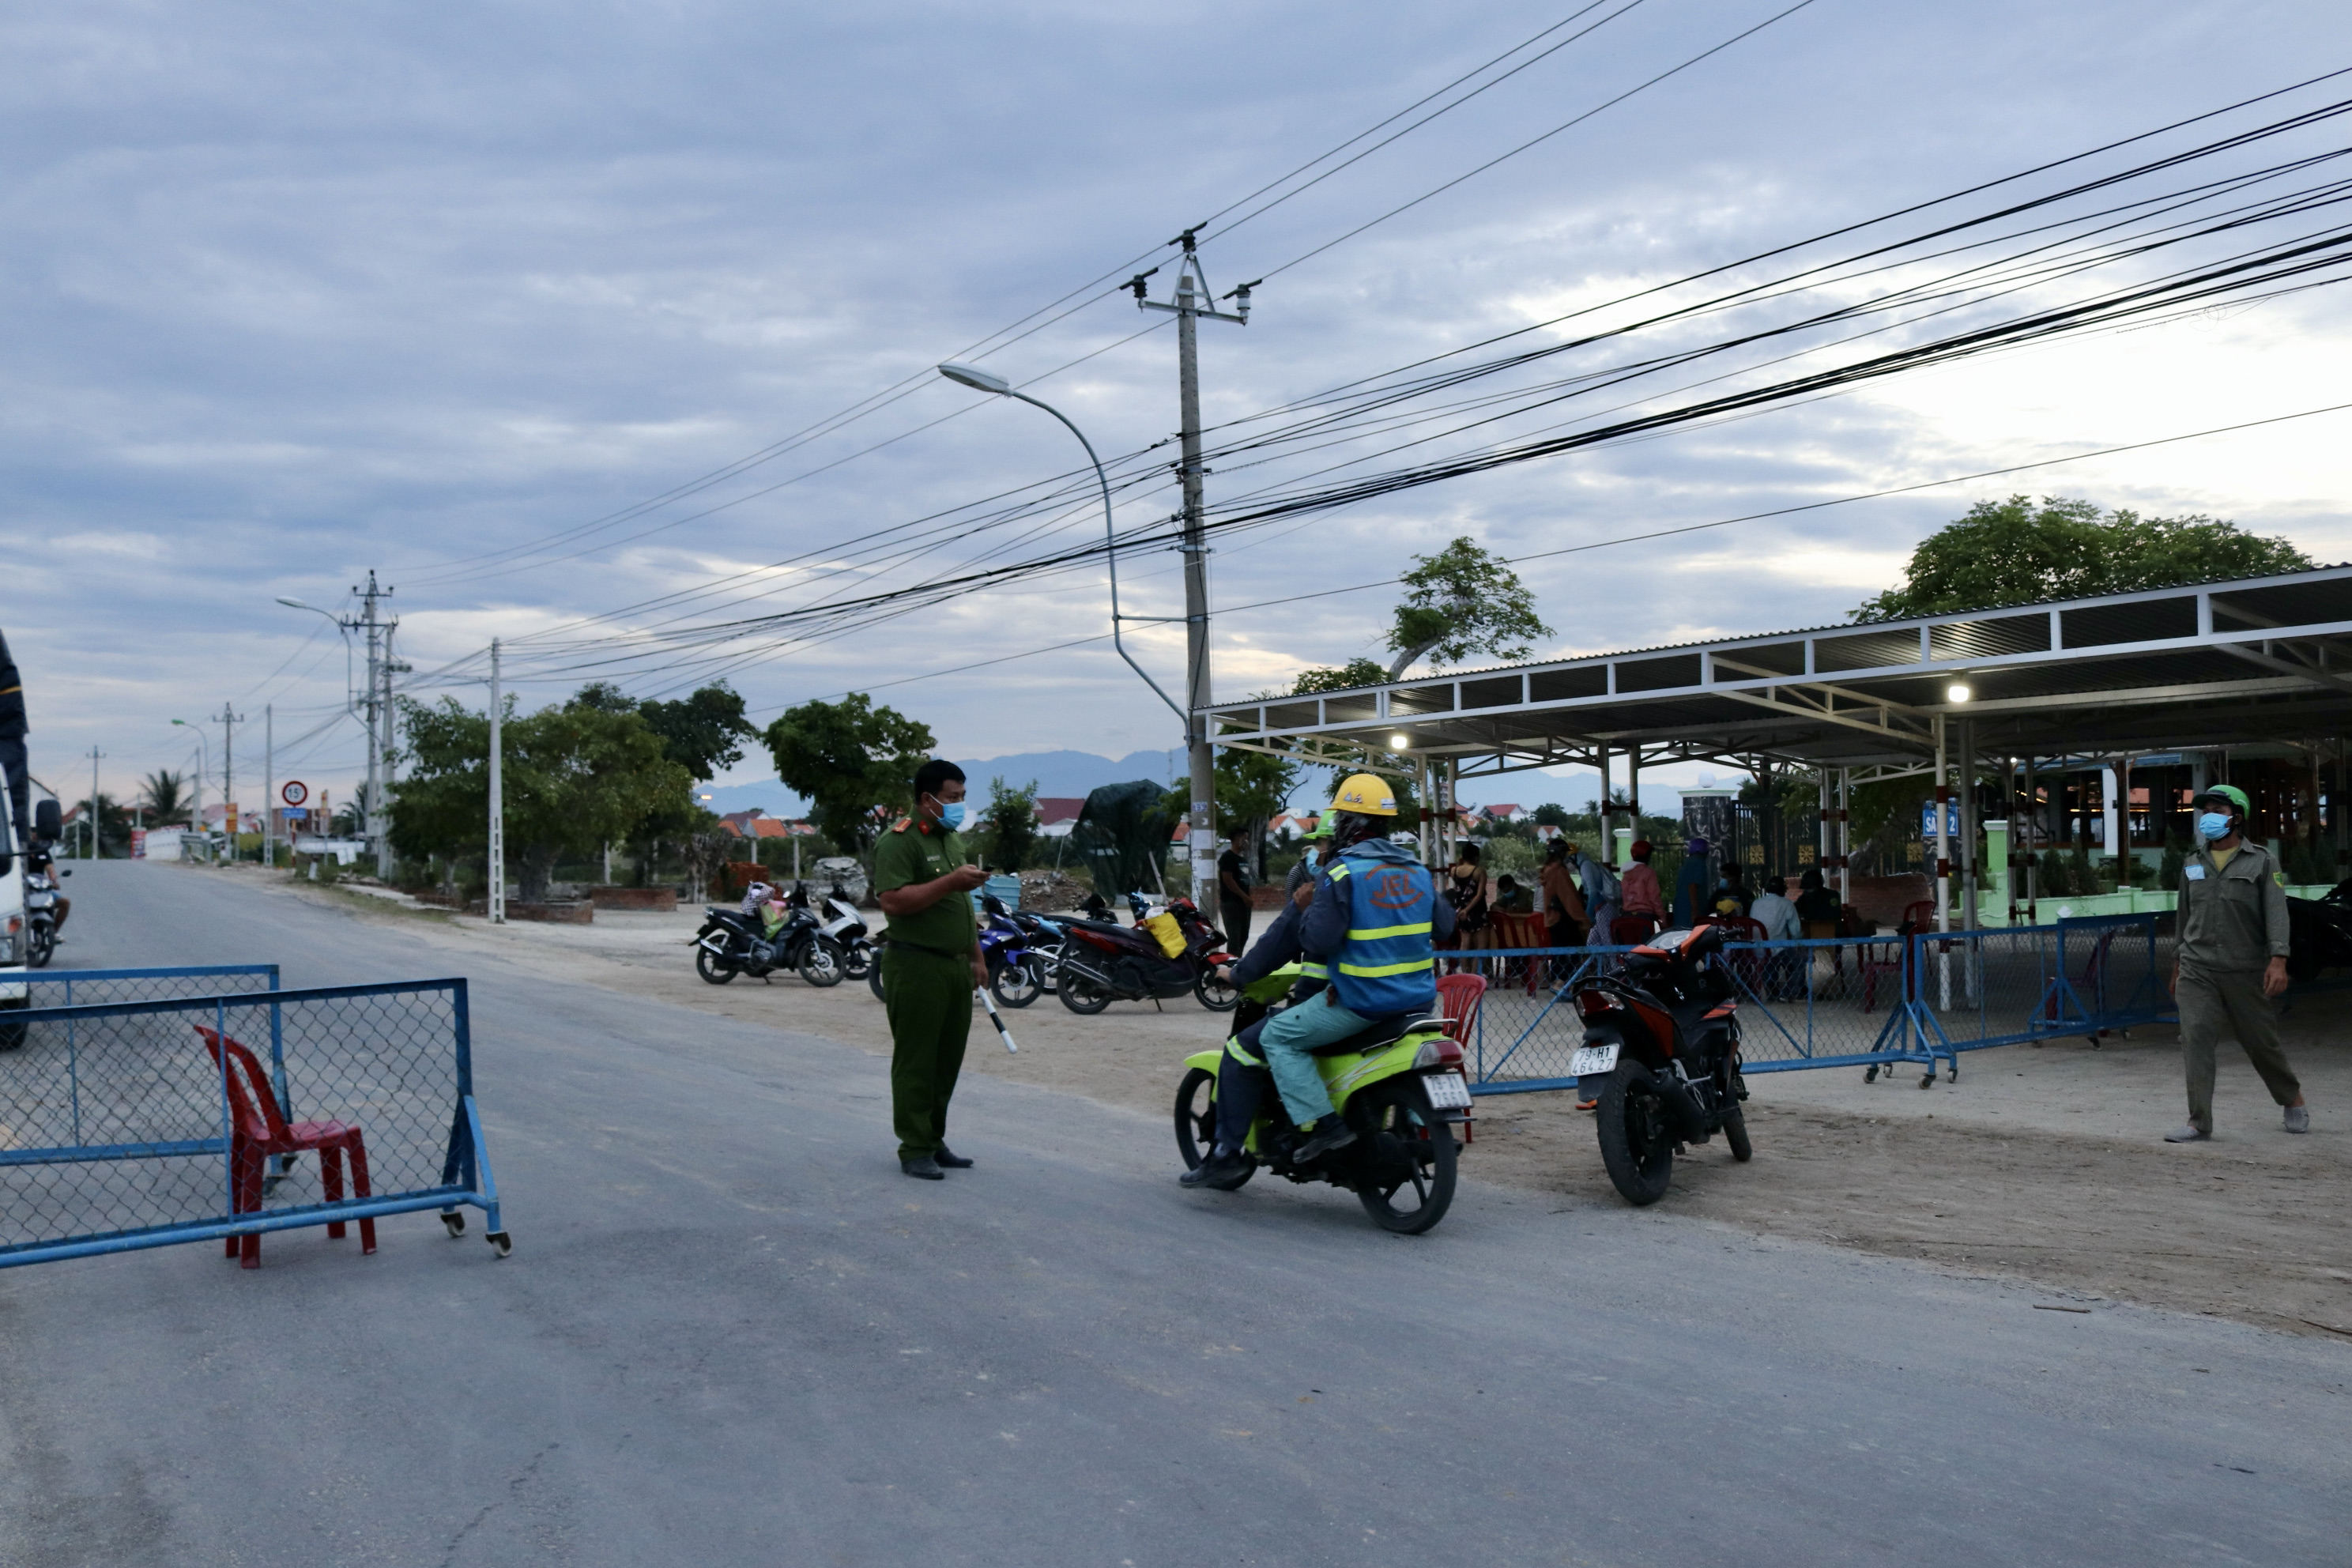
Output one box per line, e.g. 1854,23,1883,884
873,760,989,1179
2165,783,2311,1142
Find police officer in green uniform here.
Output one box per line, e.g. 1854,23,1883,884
873,759,989,1179
2165,783,2311,1142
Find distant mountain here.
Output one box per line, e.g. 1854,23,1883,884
699,749,1182,821
955,749,1182,799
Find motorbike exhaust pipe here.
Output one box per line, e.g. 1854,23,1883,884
1632,1064,1709,1143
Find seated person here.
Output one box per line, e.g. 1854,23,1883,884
1491,873,1534,915
1794,867,1841,934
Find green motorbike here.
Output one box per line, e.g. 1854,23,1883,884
1173,966,1472,1234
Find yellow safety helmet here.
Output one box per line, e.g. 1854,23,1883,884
1329,772,1398,817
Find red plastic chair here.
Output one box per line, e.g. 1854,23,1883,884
1435,972,1486,1045
1859,899,1936,1013
196,1026,375,1268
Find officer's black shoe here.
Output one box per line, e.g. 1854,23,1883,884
933,1147,974,1169
900,1155,945,1180
1180,1150,1253,1190
1293,1117,1357,1163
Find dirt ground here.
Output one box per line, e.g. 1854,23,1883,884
213,865,2352,1343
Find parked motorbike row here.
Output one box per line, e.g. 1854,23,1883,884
693,883,875,988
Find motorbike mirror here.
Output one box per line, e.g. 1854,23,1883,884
59,867,71,876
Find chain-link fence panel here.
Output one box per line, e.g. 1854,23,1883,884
24,963,279,1008
1448,920,2178,1097
1716,937,1942,1077
0,978,505,1269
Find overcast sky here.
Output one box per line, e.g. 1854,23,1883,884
6,0,2350,818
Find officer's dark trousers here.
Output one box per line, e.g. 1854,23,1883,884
883,946,971,1160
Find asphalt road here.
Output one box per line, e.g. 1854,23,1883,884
2,863,2346,1567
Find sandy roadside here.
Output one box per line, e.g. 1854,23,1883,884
213,864,2352,1342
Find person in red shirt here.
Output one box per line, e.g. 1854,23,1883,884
1619,839,1665,936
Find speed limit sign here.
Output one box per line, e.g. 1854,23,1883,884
281,780,309,808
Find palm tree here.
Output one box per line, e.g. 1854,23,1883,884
141,768,190,827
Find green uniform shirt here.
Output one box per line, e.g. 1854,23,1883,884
873,816,978,956
2177,839,2290,973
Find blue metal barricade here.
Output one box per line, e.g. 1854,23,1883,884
0,977,504,1268
1902,914,2174,1073
1446,918,2175,1097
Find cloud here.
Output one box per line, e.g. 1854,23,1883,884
3,0,2349,803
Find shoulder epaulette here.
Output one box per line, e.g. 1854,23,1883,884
891,817,914,833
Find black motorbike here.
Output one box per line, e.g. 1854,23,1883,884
1054,894,1237,1013
24,855,66,969
1572,923,1753,1204
695,901,843,987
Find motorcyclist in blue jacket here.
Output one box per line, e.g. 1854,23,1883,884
1263,774,1452,1163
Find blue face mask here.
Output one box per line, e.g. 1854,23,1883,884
934,800,967,831
2196,812,2233,842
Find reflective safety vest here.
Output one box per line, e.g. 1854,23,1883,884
1322,851,1439,1016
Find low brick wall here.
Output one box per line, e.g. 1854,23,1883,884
507,901,593,925
588,886,678,912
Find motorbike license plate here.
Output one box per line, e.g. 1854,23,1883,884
1422,1072,1472,1110
1570,1043,1619,1078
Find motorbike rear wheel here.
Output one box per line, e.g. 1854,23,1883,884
991,956,1043,1009
1351,1078,1457,1234
842,941,873,981
1722,1106,1754,1162
695,944,740,986
797,940,843,988
1596,1062,1675,1204
1057,961,1114,1014
868,960,888,1002
1193,966,1238,1012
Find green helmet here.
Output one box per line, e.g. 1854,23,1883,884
2193,782,2251,816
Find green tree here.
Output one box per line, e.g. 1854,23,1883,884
1855,496,2312,620
1291,658,1393,694
69,794,133,857
1216,746,1300,835
392,695,692,900
1385,536,1553,675
982,776,1040,870
140,769,190,827
1531,802,1571,827
637,683,755,782
762,693,935,856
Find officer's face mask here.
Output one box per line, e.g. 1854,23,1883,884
2196,810,2233,842
927,794,967,830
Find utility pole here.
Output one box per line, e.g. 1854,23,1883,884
488,638,505,925
354,571,398,878
263,703,274,869
87,746,104,860
1133,230,1254,909
217,703,245,854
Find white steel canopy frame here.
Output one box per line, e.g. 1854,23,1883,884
1203,566,2352,782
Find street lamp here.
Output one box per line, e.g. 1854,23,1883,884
171,718,209,842
936,363,1183,721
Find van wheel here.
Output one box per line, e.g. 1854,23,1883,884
1596,1062,1674,1204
